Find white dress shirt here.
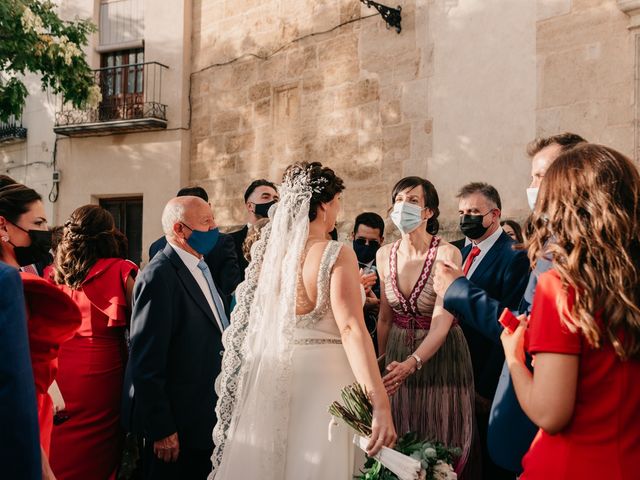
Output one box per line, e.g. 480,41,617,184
466,226,504,278
169,242,225,333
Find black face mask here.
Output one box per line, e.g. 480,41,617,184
353,238,380,264
254,200,276,219
459,212,492,240
9,222,53,267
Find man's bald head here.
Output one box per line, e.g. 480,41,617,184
162,196,212,238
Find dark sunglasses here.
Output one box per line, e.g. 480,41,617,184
353,238,380,248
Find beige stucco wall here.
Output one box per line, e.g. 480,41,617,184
429,0,537,233
536,0,636,158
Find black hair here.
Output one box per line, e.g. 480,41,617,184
500,219,524,244
282,162,345,222
391,176,440,235
354,212,385,237
177,186,208,202
0,183,42,224
244,179,277,203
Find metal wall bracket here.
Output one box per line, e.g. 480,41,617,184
360,1,402,33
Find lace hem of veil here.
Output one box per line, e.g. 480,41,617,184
210,167,318,480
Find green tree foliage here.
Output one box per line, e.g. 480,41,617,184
0,0,98,121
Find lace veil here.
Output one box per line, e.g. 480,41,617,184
210,165,324,479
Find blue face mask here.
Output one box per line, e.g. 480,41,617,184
182,223,219,255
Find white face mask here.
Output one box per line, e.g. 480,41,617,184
390,202,425,235
526,187,539,211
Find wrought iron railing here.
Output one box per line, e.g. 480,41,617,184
55,61,168,127
0,115,27,143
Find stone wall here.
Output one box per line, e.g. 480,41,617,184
190,0,432,235
536,0,636,158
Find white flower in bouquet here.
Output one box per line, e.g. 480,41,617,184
433,460,457,480
423,447,437,459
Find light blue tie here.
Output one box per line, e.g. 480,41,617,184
197,259,230,330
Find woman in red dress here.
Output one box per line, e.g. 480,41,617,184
501,143,640,479
49,205,138,480
0,182,81,479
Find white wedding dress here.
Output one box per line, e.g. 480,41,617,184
285,241,360,479
211,168,363,480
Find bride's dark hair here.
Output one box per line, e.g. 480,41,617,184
283,162,345,221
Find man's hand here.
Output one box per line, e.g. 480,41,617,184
433,260,465,298
154,432,180,462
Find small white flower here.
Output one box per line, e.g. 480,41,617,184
21,7,44,33
86,85,102,109
423,447,437,459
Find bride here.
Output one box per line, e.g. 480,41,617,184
210,162,397,479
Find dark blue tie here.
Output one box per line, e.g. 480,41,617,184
197,259,230,330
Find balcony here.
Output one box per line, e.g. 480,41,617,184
0,115,27,144
54,61,168,136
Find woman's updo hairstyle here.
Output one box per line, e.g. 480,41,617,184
283,161,345,221
54,205,122,288
391,176,440,235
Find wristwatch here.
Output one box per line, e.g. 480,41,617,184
408,353,423,371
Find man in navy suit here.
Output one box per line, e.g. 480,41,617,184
485,133,586,473
123,196,229,479
0,262,41,480
148,186,241,301
434,182,530,480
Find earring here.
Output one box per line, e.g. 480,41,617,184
1,235,8,242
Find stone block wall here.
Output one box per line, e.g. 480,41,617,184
191,0,431,235
536,0,636,158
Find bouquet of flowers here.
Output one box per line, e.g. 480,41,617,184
329,383,460,480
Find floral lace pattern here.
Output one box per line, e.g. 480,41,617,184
296,241,343,328
210,166,321,480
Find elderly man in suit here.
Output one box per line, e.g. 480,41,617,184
433,182,530,480
148,186,241,301
123,195,229,479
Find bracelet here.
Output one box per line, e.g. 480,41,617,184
407,353,423,371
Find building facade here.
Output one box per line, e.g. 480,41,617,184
1,0,638,263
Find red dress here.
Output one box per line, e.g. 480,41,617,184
20,272,82,456
49,258,138,480
521,270,640,479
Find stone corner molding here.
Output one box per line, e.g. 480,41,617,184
618,0,640,29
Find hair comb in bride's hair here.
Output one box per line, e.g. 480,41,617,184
282,162,328,196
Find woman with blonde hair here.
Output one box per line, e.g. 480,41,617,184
502,143,640,479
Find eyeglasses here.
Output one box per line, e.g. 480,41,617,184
353,238,380,249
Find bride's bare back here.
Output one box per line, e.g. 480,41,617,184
295,239,331,316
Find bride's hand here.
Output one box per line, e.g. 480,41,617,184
367,403,397,456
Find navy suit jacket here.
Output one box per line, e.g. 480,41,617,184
149,232,241,299
0,263,41,480
443,231,530,399
487,256,552,473
122,244,225,450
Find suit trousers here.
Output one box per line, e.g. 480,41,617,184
142,438,212,480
